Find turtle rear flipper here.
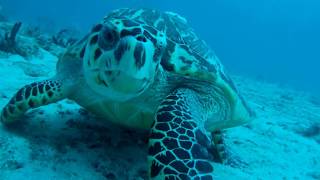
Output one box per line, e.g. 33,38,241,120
211,130,249,168
149,88,214,179
1,79,66,123
211,130,227,163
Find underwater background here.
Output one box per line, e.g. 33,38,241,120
1,0,320,96
0,0,319,180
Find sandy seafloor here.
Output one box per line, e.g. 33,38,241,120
0,47,319,180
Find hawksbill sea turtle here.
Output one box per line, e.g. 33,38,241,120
0,8,254,179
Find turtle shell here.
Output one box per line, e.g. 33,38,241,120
104,8,254,129
104,8,221,79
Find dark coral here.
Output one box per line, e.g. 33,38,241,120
0,22,27,56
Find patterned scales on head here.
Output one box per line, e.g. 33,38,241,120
0,8,254,179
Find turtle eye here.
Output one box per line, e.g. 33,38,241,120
105,31,115,42
136,36,147,42
98,23,119,50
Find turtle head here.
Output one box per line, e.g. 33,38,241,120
82,18,166,101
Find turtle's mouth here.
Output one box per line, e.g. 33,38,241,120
101,69,150,95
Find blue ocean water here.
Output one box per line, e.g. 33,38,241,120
2,0,319,96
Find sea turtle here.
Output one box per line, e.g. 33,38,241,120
0,8,253,179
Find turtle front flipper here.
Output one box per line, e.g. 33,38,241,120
149,88,214,179
1,79,66,123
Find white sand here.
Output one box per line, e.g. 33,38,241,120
0,49,319,180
